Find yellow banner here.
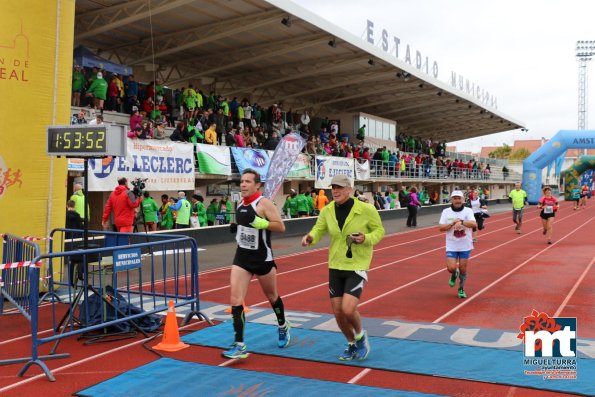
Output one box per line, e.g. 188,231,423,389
0,0,75,242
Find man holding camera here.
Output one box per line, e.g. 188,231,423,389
301,174,385,361
101,177,141,232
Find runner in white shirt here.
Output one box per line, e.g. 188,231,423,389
466,190,488,243
438,190,477,299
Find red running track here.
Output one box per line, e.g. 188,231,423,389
0,201,593,396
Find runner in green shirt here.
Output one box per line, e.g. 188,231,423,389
72,66,85,107
508,182,528,234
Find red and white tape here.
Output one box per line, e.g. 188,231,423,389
0,261,43,271
1,234,52,242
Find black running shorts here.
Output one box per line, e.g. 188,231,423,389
329,269,366,299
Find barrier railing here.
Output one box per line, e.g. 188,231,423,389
10,229,209,381
1,233,41,317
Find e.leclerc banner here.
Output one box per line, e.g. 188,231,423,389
231,147,270,181
263,132,306,199
196,143,232,175
314,156,354,189
88,140,194,191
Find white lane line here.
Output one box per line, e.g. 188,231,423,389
347,367,372,383
554,254,595,317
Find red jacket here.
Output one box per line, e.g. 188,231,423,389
102,185,140,228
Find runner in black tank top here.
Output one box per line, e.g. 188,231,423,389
221,169,291,360
233,196,275,271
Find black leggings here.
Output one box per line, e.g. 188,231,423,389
406,205,418,227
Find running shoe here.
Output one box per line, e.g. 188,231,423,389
472,238,478,243
547,240,552,245
222,342,249,359
449,269,459,287
354,330,370,360
458,288,467,299
278,321,291,348
516,228,522,235
338,343,358,361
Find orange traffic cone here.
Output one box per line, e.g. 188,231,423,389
154,301,189,352
224,302,252,314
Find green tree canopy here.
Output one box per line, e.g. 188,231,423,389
488,144,512,159
508,147,531,160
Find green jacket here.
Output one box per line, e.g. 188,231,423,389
218,201,233,223
306,195,315,214
308,198,385,271
160,208,174,230
193,201,207,227
87,78,108,100
282,196,298,217
296,194,309,213
142,197,159,223
70,190,89,220
206,203,218,223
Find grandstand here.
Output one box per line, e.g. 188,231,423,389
68,0,527,230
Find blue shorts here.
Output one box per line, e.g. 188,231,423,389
446,250,472,260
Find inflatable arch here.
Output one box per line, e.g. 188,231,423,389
561,156,595,200
522,130,595,204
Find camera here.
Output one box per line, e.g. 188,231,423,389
131,177,147,197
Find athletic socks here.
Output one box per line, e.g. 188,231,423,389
231,305,245,343
354,329,365,340
271,296,286,327
459,272,467,290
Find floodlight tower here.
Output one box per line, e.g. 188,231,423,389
576,40,595,155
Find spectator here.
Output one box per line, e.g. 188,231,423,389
107,75,119,111
154,121,166,140
190,194,207,228
206,198,219,226
169,191,192,229
502,166,509,180
88,114,104,125
204,123,218,144
71,109,87,125
265,131,280,150
85,72,108,111
406,187,421,227
219,195,233,224
70,183,89,221
158,194,170,228
125,75,138,103
141,191,159,231
129,106,143,130
65,199,83,232
356,124,366,142
71,65,85,107
159,197,176,230
171,121,189,142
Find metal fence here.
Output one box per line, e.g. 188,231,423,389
2,229,208,381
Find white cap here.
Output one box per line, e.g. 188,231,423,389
97,72,103,79
451,190,464,198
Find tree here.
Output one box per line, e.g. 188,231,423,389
508,148,531,160
488,144,512,159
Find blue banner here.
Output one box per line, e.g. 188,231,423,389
230,148,270,181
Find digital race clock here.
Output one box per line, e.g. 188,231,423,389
47,125,126,157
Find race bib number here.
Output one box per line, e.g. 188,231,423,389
544,205,553,214
236,225,259,250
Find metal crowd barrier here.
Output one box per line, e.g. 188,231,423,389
4,229,209,381
0,233,41,317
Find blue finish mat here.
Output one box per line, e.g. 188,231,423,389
75,357,445,397
182,322,595,396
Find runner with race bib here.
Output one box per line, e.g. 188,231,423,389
537,186,559,245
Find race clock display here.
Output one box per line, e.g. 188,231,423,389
47,125,126,157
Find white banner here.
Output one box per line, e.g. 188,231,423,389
314,156,355,189
88,140,194,191
196,143,232,175
355,160,370,181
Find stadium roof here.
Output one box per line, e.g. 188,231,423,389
74,0,525,142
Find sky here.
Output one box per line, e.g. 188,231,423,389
291,0,595,153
